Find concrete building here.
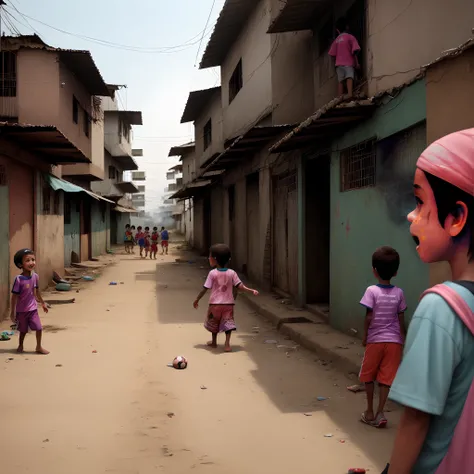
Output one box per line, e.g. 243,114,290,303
0,34,112,318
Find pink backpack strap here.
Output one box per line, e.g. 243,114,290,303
422,284,474,474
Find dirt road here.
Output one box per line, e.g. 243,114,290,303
0,248,398,474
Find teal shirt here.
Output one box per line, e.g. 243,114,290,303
389,282,474,474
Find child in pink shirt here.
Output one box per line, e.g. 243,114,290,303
328,17,361,98
193,243,258,352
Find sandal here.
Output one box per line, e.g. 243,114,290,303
360,412,376,426
373,413,388,428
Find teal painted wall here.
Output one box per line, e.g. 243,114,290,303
64,197,81,266
91,201,110,257
329,79,429,335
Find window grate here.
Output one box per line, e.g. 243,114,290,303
0,51,17,97
0,165,6,186
340,138,376,192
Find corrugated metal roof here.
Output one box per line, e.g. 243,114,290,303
268,0,328,34
44,174,114,203
200,0,259,69
168,141,195,157
423,37,474,70
180,87,221,123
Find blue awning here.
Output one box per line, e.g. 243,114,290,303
44,174,114,203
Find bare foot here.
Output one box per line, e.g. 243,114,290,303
224,345,232,352
207,341,217,348
36,347,50,355
17,346,24,353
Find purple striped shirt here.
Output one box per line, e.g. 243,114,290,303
360,284,407,344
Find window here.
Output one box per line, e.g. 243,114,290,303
83,111,91,137
121,120,130,142
203,119,212,150
108,165,116,180
340,138,376,192
0,51,17,97
72,96,79,124
229,59,243,103
42,186,51,214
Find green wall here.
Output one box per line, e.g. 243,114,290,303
329,79,429,335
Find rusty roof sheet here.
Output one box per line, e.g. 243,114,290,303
200,0,259,69
268,0,329,34
180,87,221,123
423,37,474,70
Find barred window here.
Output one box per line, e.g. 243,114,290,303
340,138,376,192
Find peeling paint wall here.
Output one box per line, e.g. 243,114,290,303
329,80,429,335
91,201,110,257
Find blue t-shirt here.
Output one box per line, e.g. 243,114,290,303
389,281,474,474
161,230,169,241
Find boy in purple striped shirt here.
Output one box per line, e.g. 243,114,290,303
359,246,407,428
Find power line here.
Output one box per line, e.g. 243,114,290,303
194,0,217,66
5,5,214,53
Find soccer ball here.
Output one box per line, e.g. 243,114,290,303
173,356,188,370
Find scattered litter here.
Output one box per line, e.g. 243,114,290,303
303,413,312,417
324,433,333,438
82,276,94,281
350,328,358,335
43,439,50,443
2,331,14,336
55,364,63,368
317,396,328,402
339,439,346,444
264,340,278,344
120,282,124,285
92,350,98,354
109,282,118,286
44,299,75,305
55,283,71,292
336,345,349,350
8,357,14,361
167,412,175,418
172,356,188,369
0,334,10,341
200,385,207,390
277,344,299,351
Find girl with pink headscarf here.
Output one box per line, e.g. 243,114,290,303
383,129,474,473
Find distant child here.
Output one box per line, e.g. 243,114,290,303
384,130,474,474
124,224,133,254
328,17,360,98
144,227,151,258
135,226,145,257
359,246,406,428
131,225,137,253
160,226,169,255
10,249,49,355
150,227,159,260
193,244,259,352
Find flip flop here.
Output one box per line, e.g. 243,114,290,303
360,412,376,426
373,413,388,428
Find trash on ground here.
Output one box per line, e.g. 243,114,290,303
350,328,358,335
167,412,175,418
277,344,299,351
82,276,94,281
109,281,118,286
264,339,278,344
317,396,328,402
200,385,207,390
172,355,188,369
44,299,75,305
324,433,334,438
43,439,50,443
55,282,71,292
339,439,346,444
0,334,11,341
92,350,98,354
303,413,312,417
55,364,63,367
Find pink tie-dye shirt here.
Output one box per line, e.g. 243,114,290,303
204,268,242,305
328,33,360,67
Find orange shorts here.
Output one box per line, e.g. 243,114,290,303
359,343,403,386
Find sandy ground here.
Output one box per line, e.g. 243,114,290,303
0,246,398,474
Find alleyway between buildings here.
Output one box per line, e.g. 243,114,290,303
1,245,398,474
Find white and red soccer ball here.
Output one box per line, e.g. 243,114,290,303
173,355,188,370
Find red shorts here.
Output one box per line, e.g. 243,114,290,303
359,343,403,386
151,243,158,252
161,240,168,247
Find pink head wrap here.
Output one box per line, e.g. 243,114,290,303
417,128,474,196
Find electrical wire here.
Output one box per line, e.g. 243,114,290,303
194,0,217,66
5,5,215,53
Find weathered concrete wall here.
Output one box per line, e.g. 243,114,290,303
91,201,110,257
221,0,273,140
366,0,474,95
0,168,9,319
193,197,205,253
210,186,224,244
35,173,64,290
329,80,429,335
425,50,474,285
64,196,81,267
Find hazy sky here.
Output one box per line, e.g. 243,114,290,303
4,0,224,211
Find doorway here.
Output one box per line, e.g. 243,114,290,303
305,155,330,315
